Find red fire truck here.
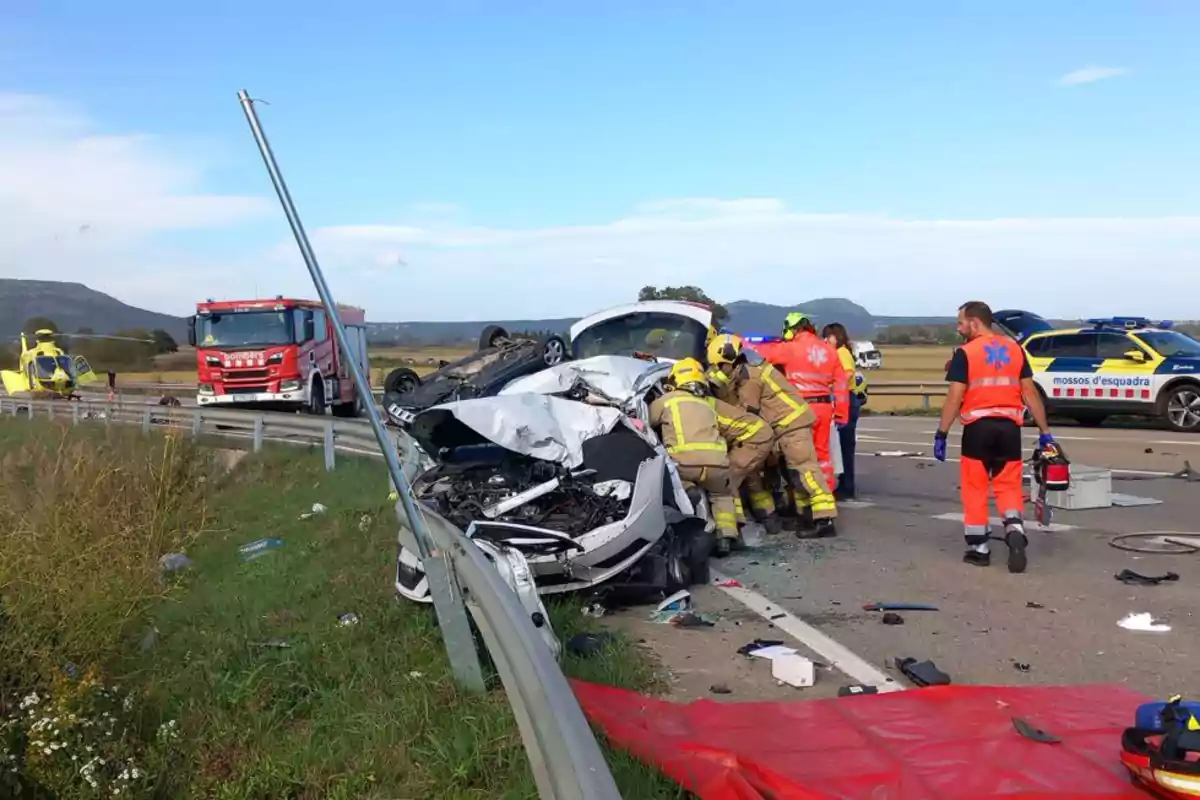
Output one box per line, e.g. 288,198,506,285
186,296,370,416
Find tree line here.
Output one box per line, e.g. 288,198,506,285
1,316,179,372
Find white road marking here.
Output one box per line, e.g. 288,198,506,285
858,425,1200,448
709,569,905,692
837,499,876,508
857,436,1180,476
929,511,1078,532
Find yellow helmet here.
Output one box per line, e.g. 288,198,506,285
668,357,707,389
706,333,743,366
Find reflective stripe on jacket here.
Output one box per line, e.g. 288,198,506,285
957,335,1026,425
706,396,774,446
713,363,816,432
647,389,729,467
751,332,849,420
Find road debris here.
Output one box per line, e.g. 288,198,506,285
1115,569,1180,586
838,684,879,697
338,612,360,626
881,613,905,626
709,683,733,695
895,657,951,687
1117,612,1171,632
1026,601,1045,609
1013,661,1031,672
863,602,938,612
299,502,328,520
158,552,193,575
1012,717,1061,744
1111,493,1164,507
566,632,616,658
874,450,924,457
238,537,284,561
772,653,816,688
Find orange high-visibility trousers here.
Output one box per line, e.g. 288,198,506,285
807,401,836,489
960,457,1024,544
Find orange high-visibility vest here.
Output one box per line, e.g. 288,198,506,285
958,335,1026,425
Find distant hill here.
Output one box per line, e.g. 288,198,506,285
0,279,187,340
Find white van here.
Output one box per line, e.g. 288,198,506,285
852,341,882,370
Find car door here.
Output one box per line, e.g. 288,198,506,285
72,355,99,385
1093,331,1157,405
1035,332,1103,408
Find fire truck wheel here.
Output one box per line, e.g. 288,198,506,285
308,380,326,415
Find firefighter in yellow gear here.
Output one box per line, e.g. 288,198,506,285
648,358,742,557
708,387,778,535
706,333,838,538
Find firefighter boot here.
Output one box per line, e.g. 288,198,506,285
1004,518,1028,574
713,536,733,558
760,513,784,536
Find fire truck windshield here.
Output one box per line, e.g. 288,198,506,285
198,311,294,348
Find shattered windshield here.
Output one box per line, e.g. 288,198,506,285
571,312,708,361
198,311,295,348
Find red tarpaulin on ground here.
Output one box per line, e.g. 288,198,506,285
571,680,1158,799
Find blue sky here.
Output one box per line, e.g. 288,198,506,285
2,1,1199,320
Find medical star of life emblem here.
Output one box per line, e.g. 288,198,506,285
984,340,1011,370
807,345,828,366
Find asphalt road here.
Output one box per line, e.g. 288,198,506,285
714,415,1200,700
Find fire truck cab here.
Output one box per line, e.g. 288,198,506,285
187,297,369,416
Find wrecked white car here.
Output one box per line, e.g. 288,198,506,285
394,356,715,603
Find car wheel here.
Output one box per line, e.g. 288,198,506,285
1161,383,1200,432
478,325,509,350
384,367,421,396
540,335,567,366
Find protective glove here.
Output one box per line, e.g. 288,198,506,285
933,431,948,462
1037,432,1055,450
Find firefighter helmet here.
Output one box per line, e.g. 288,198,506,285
707,333,743,366
782,311,812,341
668,357,708,391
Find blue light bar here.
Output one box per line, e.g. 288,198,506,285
1085,316,1173,330
741,334,782,343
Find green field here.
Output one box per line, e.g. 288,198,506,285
0,420,684,799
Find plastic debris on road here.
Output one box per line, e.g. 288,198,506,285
338,612,360,626
1118,612,1171,632
299,502,328,520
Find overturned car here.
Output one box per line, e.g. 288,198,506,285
382,325,569,430
394,356,715,603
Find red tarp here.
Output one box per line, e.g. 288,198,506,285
571,680,1158,800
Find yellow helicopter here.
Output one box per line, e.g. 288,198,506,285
1,329,152,400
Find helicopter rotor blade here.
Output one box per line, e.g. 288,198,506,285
39,332,157,343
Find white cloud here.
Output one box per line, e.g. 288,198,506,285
0,91,272,313
309,201,1200,321
5,92,1197,324
1056,65,1129,86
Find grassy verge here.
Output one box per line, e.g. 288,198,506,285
0,419,687,799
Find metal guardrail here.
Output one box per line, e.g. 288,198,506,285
0,396,622,799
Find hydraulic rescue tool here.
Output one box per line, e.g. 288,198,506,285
1029,440,1070,527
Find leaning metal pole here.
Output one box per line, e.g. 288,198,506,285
237,90,485,692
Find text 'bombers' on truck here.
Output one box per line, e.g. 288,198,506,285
186,296,370,416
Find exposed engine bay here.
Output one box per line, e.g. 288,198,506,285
414,445,633,537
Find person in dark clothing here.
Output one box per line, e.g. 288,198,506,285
822,323,864,500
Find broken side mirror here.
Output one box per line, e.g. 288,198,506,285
1124,349,1147,363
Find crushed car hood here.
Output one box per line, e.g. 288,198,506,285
500,355,669,403
409,393,627,469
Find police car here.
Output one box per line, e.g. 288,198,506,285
992,311,1200,433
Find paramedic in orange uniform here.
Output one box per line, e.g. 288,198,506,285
750,312,849,490
935,301,1054,573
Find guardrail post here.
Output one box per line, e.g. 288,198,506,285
72,403,79,425
141,408,152,434
192,409,202,437
252,415,264,452
47,403,54,421
922,393,930,410
323,421,335,470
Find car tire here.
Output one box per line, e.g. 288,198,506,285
539,334,567,366
1159,383,1200,433
384,367,421,396
479,325,509,350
